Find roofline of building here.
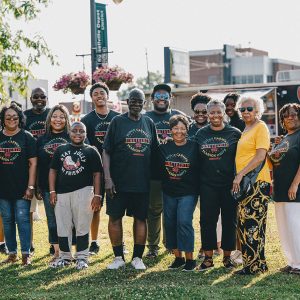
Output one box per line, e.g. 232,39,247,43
272,58,300,67
189,49,223,57
145,81,300,95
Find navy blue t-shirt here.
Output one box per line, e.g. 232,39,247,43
81,110,119,154
37,131,70,191
196,124,241,188
0,130,37,200
103,113,159,193
159,140,199,197
24,108,50,139
269,130,300,202
50,143,102,194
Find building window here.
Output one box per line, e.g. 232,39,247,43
267,75,273,82
208,75,218,85
255,75,263,83
247,75,254,84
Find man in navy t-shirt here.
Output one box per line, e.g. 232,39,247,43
103,88,159,270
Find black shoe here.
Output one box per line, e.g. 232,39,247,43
0,243,8,255
30,246,35,257
89,242,100,255
223,256,236,269
182,259,196,272
145,248,158,258
234,268,251,275
168,257,185,269
49,245,55,256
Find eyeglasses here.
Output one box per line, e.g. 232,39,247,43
283,112,298,119
32,94,47,100
153,92,170,101
194,109,207,115
238,106,254,113
5,116,19,121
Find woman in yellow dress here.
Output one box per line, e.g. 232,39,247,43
232,96,271,275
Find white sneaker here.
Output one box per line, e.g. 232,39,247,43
131,257,146,270
76,259,88,270
107,256,125,270
231,250,243,266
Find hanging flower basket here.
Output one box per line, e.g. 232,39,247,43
92,65,133,91
53,71,91,94
107,81,122,91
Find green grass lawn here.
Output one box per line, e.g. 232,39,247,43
1,202,299,300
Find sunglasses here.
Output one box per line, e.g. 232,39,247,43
238,106,254,113
194,109,207,115
153,93,170,101
32,95,47,100
283,112,298,119
5,116,19,121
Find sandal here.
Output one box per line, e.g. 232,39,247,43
197,256,214,272
223,256,236,269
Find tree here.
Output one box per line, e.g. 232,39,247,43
117,71,163,100
0,0,56,101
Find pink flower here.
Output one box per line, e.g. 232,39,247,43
92,65,133,84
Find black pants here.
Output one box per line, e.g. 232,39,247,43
200,184,237,251
238,181,270,274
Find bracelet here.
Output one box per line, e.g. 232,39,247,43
49,191,56,194
28,186,35,190
94,194,103,198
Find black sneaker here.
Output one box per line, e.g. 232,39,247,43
145,248,158,258
182,259,196,272
30,246,35,257
49,245,55,256
168,257,185,269
89,241,100,255
0,243,8,255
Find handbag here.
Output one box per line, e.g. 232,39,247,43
232,158,266,202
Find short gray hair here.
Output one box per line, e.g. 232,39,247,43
236,97,265,119
207,99,226,114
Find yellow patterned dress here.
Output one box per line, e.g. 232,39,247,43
235,121,271,274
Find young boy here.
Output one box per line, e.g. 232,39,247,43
49,122,102,269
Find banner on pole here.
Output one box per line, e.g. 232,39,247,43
94,3,108,67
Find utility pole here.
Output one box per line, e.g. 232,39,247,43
145,48,150,88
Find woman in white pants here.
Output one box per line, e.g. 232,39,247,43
269,103,300,275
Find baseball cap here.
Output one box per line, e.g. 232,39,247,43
152,84,171,95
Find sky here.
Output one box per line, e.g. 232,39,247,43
12,0,300,104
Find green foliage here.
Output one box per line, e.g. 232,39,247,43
0,0,56,101
118,71,163,100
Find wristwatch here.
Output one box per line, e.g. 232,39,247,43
28,186,35,190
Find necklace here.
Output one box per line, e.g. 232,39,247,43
94,110,110,121
3,128,21,137
244,119,259,133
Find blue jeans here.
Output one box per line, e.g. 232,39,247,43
163,193,197,252
41,191,58,244
0,198,31,254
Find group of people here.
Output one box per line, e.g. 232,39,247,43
0,82,299,275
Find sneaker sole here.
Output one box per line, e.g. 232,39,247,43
197,266,214,272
